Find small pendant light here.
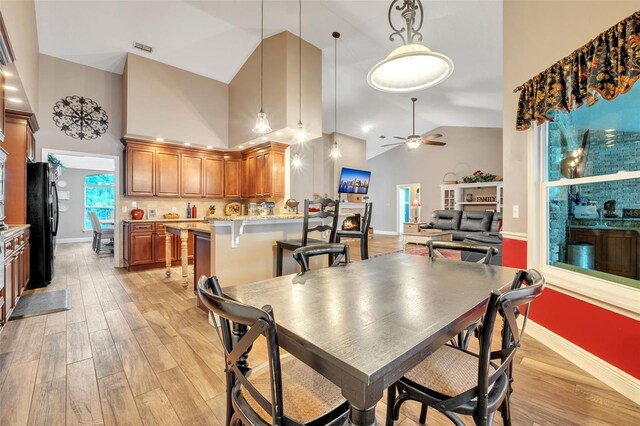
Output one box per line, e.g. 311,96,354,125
292,0,306,143
329,31,342,159
253,0,272,135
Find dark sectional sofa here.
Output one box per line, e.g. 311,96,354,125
419,210,503,265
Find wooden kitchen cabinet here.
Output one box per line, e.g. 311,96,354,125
224,157,242,198
204,156,224,198
155,150,180,197
181,154,204,197
241,142,286,199
1,226,30,326
569,227,639,279
126,145,155,196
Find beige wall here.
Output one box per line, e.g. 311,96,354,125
229,31,322,147
1,0,40,111
123,53,229,147
502,1,639,234
368,126,503,233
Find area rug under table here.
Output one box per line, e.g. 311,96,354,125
9,289,71,320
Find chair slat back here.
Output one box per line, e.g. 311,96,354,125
88,211,101,232
360,202,373,234
428,240,498,264
302,198,340,245
197,276,285,425
292,243,350,272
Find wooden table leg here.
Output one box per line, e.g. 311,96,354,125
165,230,172,278
180,229,189,283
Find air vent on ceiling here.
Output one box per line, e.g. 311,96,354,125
133,42,153,53
379,135,386,139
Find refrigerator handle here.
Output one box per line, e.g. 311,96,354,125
52,182,60,236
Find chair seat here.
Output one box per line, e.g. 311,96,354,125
241,355,347,424
98,229,114,236
403,345,496,397
336,230,364,238
276,238,325,251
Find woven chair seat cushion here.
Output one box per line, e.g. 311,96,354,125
404,345,496,397
242,355,346,424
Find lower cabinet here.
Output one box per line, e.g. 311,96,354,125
124,221,200,272
193,229,211,311
569,228,639,279
1,226,31,325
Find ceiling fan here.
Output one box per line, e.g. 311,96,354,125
381,97,446,150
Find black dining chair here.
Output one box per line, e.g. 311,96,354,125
197,275,349,426
385,269,545,426
427,240,499,264
335,202,373,260
275,198,340,276
292,243,350,272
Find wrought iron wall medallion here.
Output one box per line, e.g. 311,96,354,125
52,95,109,140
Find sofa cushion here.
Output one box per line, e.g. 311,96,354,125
490,212,503,232
459,211,493,232
427,210,462,231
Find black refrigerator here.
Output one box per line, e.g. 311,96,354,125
27,162,59,287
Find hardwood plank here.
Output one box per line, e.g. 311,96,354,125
135,388,182,426
133,327,177,374
28,376,66,426
104,309,136,342
141,310,179,344
97,371,143,425
66,285,86,324
84,303,108,333
67,321,92,364
114,337,160,396
36,331,67,384
45,311,67,336
0,318,26,353
120,302,149,330
206,393,228,425
10,317,46,364
66,358,103,425
164,337,225,401
0,351,15,390
0,359,39,425
89,329,123,379
156,367,215,425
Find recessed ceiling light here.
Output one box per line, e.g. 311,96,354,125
238,145,245,149
156,137,164,142
605,129,616,132
3,70,12,77
4,85,17,92
261,137,269,141
184,142,191,146
8,98,22,104
276,131,284,136
362,124,372,133
206,145,213,149
249,142,255,145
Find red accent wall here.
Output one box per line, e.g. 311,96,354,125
502,237,640,379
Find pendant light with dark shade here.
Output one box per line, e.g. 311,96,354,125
252,0,272,135
292,0,306,144
329,31,341,159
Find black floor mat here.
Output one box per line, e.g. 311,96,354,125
8,289,71,320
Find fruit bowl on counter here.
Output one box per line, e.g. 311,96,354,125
163,213,180,219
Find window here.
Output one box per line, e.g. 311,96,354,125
540,83,640,291
84,174,115,231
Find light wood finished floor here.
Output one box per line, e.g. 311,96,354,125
0,237,638,425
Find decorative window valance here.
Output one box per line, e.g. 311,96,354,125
515,11,640,131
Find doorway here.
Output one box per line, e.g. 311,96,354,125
42,148,121,268
396,184,421,233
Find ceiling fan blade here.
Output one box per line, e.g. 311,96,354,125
380,142,406,147
421,140,446,146
422,133,443,139
392,136,406,140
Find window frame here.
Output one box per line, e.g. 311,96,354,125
83,174,115,232
530,123,640,317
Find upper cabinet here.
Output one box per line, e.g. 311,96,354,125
122,139,285,200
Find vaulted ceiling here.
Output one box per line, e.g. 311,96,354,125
34,0,503,158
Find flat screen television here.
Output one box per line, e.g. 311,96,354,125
338,167,371,195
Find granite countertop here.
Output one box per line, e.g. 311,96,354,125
569,225,640,232
569,217,640,231
208,213,305,221
165,222,212,233
122,218,209,223
2,224,30,237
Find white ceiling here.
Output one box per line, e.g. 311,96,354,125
34,0,503,159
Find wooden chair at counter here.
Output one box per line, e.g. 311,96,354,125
275,198,340,276
336,202,373,260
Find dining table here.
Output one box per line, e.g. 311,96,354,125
223,252,520,426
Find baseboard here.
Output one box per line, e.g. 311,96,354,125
57,237,93,244
500,231,528,241
374,230,399,236
523,318,640,404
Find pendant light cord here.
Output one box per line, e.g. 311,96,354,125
298,0,302,123
412,98,416,135
334,33,338,136
260,0,264,112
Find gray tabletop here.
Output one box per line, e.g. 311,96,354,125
224,252,520,425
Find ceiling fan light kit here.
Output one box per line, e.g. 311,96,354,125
381,97,446,150
368,0,454,93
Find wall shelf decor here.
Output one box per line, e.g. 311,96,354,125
52,95,109,140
